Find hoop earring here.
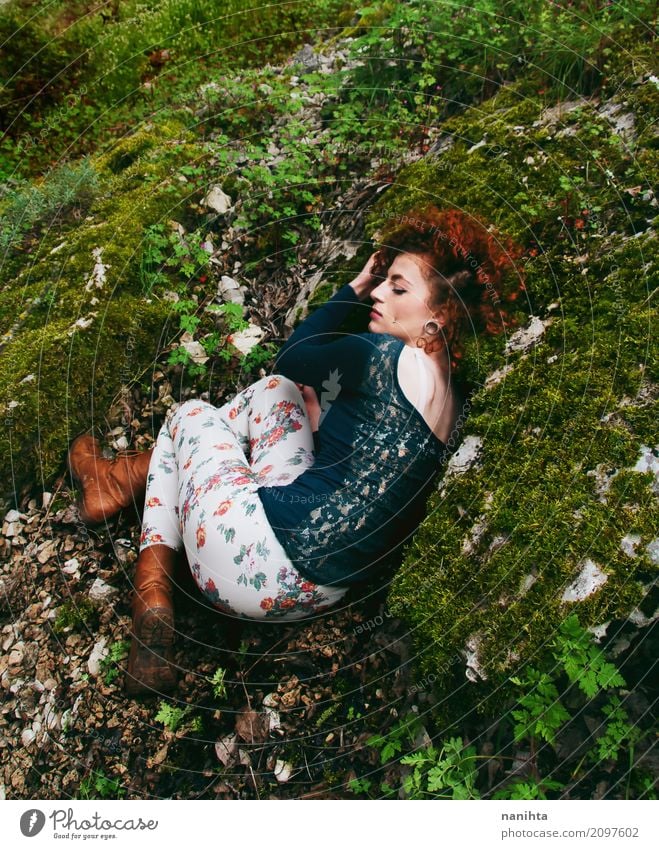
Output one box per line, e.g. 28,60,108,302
423,319,441,336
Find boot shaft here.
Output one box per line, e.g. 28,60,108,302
132,544,177,619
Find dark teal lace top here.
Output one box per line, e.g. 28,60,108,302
257,283,448,587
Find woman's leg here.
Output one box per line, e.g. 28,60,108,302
139,375,347,621
125,544,178,695
124,417,183,694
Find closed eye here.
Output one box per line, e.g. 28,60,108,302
393,288,406,295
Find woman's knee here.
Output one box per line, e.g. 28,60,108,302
172,398,214,420
256,374,301,396
168,399,216,434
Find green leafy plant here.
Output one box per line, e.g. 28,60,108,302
493,776,565,800
591,696,642,765
551,614,626,698
1,0,355,175
375,615,649,800
401,737,481,800
210,667,228,700
347,776,373,795
155,701,195,733
495,615,641,798
314,700,341,729
366,715,422,764
510,668,571,747
99,640,131,685
141,225,210,297
209,302,249,334
78,770,126,800
241,342,278,376
0,158,99,252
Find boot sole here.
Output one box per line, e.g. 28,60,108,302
137,606,175,646
125,607,177,697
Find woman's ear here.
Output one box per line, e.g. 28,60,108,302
433,306,448,327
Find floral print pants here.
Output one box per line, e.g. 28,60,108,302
139,375,348,620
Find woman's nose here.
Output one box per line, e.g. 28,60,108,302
370,281,386,302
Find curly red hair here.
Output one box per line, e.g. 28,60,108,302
371,206,526,365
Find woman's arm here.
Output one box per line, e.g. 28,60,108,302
274,253,382,389
347,251,382,300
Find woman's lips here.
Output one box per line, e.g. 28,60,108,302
370,310,381,319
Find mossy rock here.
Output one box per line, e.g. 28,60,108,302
367,60,658,712
0,122,199,505
0,296,171,502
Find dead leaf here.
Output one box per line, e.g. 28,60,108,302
235,708,269,744
147,743,169,767
215,733,238,766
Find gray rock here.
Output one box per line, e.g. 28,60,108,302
274,759,294,782
632,444,659,494
201,185,233,215
534,100,585,127
598,100,636,143
464,633,487,682
21,728,36,747
620,533,641,558
88,578,118,602
227,325,266,356
444,435,483,478
561,558,608,602
505,316,551,353
87,639,108,677
291,43,321,73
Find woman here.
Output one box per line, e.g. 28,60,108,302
68,205,523,695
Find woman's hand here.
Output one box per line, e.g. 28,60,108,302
296,383,321,431
348,250,383,301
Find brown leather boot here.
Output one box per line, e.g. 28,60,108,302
125,544,177,696
68,434,153,525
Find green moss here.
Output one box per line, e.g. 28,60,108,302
0,297,172,501
0,124,196,503
53,596,99,634
307,283,336,310
369,50,659,712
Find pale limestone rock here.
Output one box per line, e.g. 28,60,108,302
88,639,108,677
505,316,550,354
201,185,233,214
620,534,642,558
561,558,608,602
464,633,487,682
88,578,118,602
21,728,36,747
179,336,209,365
84,247,108,292
444,435,483,478
217,275,245,306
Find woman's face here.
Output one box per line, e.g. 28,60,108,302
367,252,442,345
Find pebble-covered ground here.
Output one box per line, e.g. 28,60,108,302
0,462,428,799
2,456,656,800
